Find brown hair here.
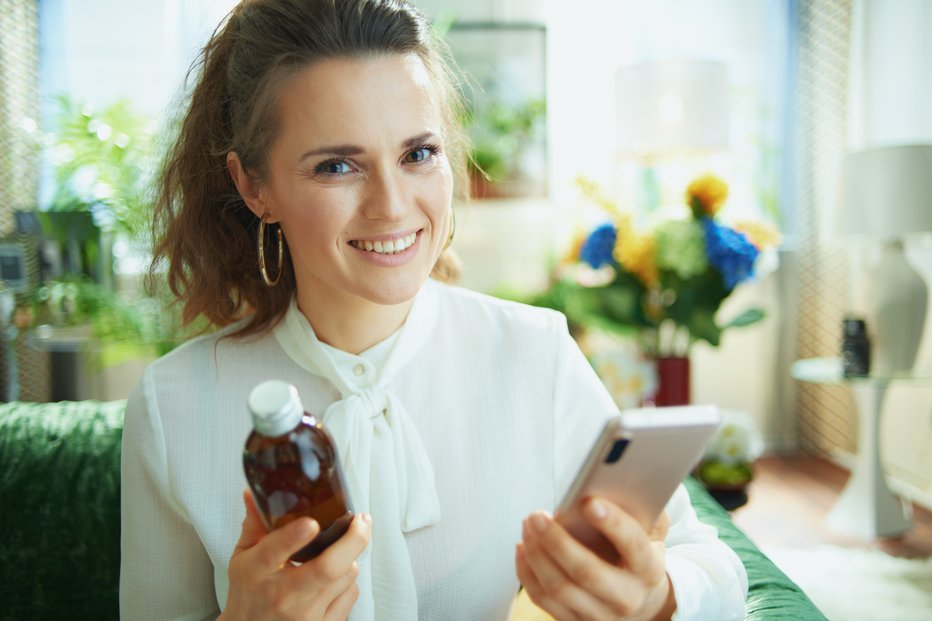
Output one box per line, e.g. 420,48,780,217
151,0,467,337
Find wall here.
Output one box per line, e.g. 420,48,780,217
39,0,233,118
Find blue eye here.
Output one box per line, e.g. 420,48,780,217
316,160,351,175
405,145,438,164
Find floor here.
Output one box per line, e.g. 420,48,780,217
730,455,932,559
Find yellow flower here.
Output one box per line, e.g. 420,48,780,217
614,212,634,239
576,175,625,219
615,231,658,287
686,174,729,217
562,229,587,265
732,220,782,250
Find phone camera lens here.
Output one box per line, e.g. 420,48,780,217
604,438,629,464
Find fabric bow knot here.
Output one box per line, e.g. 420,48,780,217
322,385,441,534
273,288,441,621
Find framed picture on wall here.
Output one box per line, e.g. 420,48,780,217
444,22,547,200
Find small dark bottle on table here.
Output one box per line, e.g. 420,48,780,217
841,317,871,377
243,380,354,563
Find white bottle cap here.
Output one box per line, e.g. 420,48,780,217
248,380,304,437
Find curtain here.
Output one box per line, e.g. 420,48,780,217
0,0,41,233
792,0,857,455
0,0,51,403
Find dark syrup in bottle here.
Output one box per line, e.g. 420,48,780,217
243,380,353,562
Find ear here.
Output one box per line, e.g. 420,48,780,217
227,151,268,220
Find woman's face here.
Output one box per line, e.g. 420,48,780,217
258,53,454,310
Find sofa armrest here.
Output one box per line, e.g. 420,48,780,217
0,399,126,621
683,477,827,620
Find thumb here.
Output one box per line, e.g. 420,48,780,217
234,489,269,554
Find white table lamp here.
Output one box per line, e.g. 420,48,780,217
839,144,932,375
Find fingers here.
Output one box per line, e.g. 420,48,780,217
234,490,323,572
323,564,361,621
583,497,666,584
251,517,321,574
234,489,269,554
225,493,370,620
515,542,577,621
521,511,639,616
294,512,371,583
518,502,672,620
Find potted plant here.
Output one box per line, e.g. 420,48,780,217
696,409,764,508
464,98,546,198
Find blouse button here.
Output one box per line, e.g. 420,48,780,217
353,364,366,376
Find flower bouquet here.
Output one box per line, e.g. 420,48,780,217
555,174,781,357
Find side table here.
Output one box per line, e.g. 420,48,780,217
26,324,96,402
791,357,932,539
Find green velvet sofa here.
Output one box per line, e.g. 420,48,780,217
0,400,827,620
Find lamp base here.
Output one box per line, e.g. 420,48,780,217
864,240,928,375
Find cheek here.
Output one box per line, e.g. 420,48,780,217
427,166,455,219
278,192,349,255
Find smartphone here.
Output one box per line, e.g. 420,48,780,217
555,405,721,555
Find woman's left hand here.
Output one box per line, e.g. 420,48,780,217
515,497,676,621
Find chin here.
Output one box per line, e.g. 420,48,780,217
360,273,429,307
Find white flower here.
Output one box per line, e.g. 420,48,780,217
705,409,763,464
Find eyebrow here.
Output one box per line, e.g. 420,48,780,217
298,132,439,162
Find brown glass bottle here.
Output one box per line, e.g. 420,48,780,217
243,380,354,563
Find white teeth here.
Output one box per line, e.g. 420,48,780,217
353,233,417,255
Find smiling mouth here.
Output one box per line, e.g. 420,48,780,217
349,231,418,255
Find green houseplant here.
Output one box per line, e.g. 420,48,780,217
463,98,546,198
24,96,193,362
44,95,155,239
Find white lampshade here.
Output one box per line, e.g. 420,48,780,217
615,60,730,158
838,144,932,237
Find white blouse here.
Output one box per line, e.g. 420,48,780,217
120,279,747,620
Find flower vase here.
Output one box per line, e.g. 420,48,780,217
652,356,690,406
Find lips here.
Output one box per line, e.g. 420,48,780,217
349,231,418,255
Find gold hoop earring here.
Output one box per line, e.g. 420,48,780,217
258,212,283,287
443,208,456,251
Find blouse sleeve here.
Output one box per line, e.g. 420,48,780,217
664,485,748,620
120,369,220,621
548,318,748,620
549,316,619,502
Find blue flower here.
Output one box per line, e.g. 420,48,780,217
702,219,759,290
579,222,618,269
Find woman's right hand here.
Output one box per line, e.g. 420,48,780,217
219,490,371,621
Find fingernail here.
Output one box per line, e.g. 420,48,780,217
586,499,608,521
296,518,315,538
361,512,373,527
530,512,549,533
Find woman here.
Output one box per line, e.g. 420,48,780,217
120,1,748,619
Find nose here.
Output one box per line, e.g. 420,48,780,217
360,167,408,222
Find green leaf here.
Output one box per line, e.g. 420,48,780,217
723,307,766,329
684,308,721,347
